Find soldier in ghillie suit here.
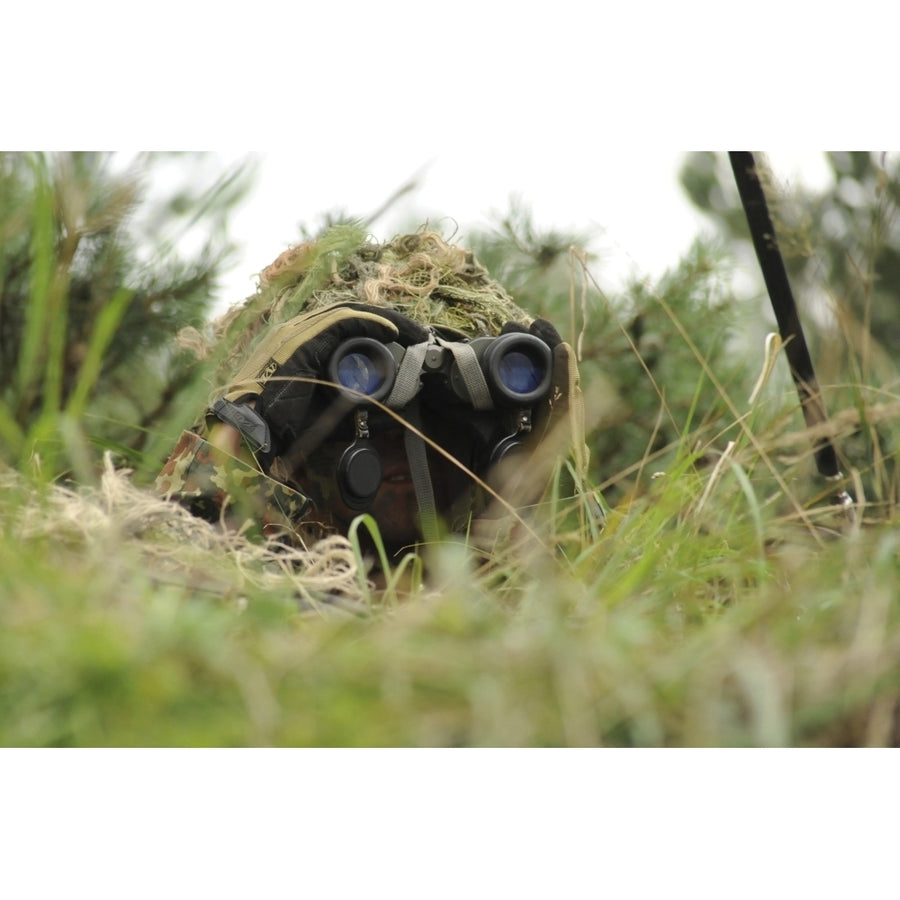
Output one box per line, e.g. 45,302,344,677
156,226,589,564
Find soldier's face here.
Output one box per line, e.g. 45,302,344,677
358,427,420,546
333,426,466,548
292,422,467,553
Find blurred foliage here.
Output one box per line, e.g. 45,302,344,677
679,151,900,511
0,151,255,477
680,151,900,371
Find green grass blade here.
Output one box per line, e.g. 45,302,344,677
14,159,54,418
0,399,25,461
65,286,134,419
727,458,765,557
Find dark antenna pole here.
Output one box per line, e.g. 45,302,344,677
729,151,851,505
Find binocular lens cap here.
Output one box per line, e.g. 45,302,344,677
338,440,383,510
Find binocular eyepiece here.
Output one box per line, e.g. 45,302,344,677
327,332,553,409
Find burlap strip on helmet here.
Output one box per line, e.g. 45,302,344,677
222,306,401,403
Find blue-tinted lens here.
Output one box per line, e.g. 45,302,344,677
336,352,387,395
497,350,542,395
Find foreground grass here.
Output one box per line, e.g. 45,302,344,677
3,417,899,747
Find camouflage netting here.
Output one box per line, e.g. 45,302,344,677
3,456,368,614
188,226,537,386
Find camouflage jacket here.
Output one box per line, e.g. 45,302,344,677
155,429,322,544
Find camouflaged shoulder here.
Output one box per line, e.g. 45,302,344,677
156,430,312,540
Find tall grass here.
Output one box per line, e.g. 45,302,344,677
2,157,137,478
2,177,899,747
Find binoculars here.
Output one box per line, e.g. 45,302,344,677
327,331,554,410
327,331,554,511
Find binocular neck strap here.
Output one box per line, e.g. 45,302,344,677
385,341,429,409
402,400,440,545
437,338,493,411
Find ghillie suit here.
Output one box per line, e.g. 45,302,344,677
157,226,590,560
4,454,367,614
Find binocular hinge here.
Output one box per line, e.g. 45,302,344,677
354,408,371,439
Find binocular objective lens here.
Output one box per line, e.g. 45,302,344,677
497,350,543,395
336,352,387,396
